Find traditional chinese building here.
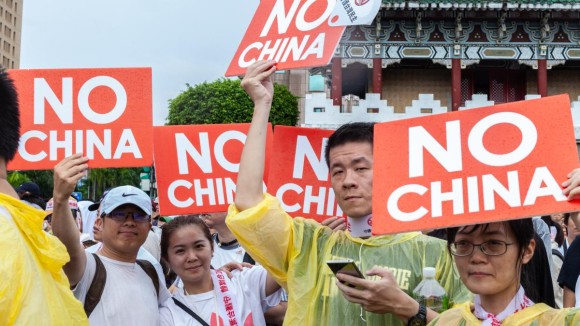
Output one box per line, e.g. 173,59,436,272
298,1,580,135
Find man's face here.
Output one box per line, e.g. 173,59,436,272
329,142,373,218
200,212,227,229
101,204,151,255
93,217,103,242
567,211,580,244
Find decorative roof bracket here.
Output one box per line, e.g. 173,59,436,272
455,11,463,41
541,12,551,42
498,11,507,42
416,11,423,43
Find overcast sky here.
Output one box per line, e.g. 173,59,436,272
20,1,258,125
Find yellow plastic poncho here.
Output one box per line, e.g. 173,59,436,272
428,302,580,325
227,194,471,325
0,193,88,325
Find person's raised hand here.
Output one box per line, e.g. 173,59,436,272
562,168,580,200
241,60,276,106
321,216,347,232
53,154,88,201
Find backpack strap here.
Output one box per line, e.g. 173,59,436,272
84,253,107,317
136,259,160,298
552,248,565,262
242,252,255,265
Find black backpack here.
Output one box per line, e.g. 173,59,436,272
84,253,160,317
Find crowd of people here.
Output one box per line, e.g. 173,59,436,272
1,61,579,325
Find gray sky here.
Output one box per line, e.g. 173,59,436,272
20,1,257,125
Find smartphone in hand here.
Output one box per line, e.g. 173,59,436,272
327,259,365,289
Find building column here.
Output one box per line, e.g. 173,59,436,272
372,58,382,96
451,58,461,111
537,59,547,97
331,58,342,106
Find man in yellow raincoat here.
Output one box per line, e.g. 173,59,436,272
0,71,88,325
227,60,471,325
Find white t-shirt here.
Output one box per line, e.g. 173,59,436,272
212,234,247,269
160,266,281,326
574,275,580,307
86,242,164,279
73,251,170,326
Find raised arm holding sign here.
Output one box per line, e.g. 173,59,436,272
227,61,470,325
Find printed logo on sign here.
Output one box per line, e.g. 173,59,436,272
355,0,370,6
328,0,382,26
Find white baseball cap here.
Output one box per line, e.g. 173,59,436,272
100,185,152,216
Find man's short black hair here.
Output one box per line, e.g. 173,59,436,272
324,122,375,168
0,70,19,162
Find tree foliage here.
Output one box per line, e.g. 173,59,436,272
8,167,141,202
166,78,299,126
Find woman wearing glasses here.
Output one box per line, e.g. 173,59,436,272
429,218,579,325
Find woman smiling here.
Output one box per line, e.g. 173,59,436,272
159,215,282,326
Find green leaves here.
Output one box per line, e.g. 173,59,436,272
166,79,298,126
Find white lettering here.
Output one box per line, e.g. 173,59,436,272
388,184,429,222
293,136,329,181
214,130,246,172
523,166,567,205
175,132,211,174
34,77,73,124
468,112,537,166
18,130,47,161
482,171,521,210
431,178,464,217
409,120,462,178
77,76,127,124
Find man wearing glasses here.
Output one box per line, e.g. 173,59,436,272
52,154,170,326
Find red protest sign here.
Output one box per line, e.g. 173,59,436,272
268,126,341,222
226,0,345,76
372,94,580,235
153,124,273,215
8,68,153,170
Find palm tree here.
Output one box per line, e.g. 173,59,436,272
85,168,141,201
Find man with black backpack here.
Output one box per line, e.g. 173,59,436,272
52,154,170,325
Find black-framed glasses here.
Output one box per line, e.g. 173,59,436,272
106,211,150,224
449,240,514,256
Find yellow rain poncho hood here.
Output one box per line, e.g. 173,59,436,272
0,193,88,325
227,194,471,325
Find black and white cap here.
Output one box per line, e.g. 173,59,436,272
100,185,152,216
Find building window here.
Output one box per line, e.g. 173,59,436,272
3,56,9,68
367,108,379,113
313,107,325,113
420,108,433,114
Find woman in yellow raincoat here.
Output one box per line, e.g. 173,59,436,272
429,218,579,326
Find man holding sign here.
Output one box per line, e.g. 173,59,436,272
227,60,470,325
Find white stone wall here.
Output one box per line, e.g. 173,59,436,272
303,93,580,140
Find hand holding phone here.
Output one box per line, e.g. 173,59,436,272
327,259,365,289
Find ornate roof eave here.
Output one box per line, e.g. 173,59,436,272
381,1,580,11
